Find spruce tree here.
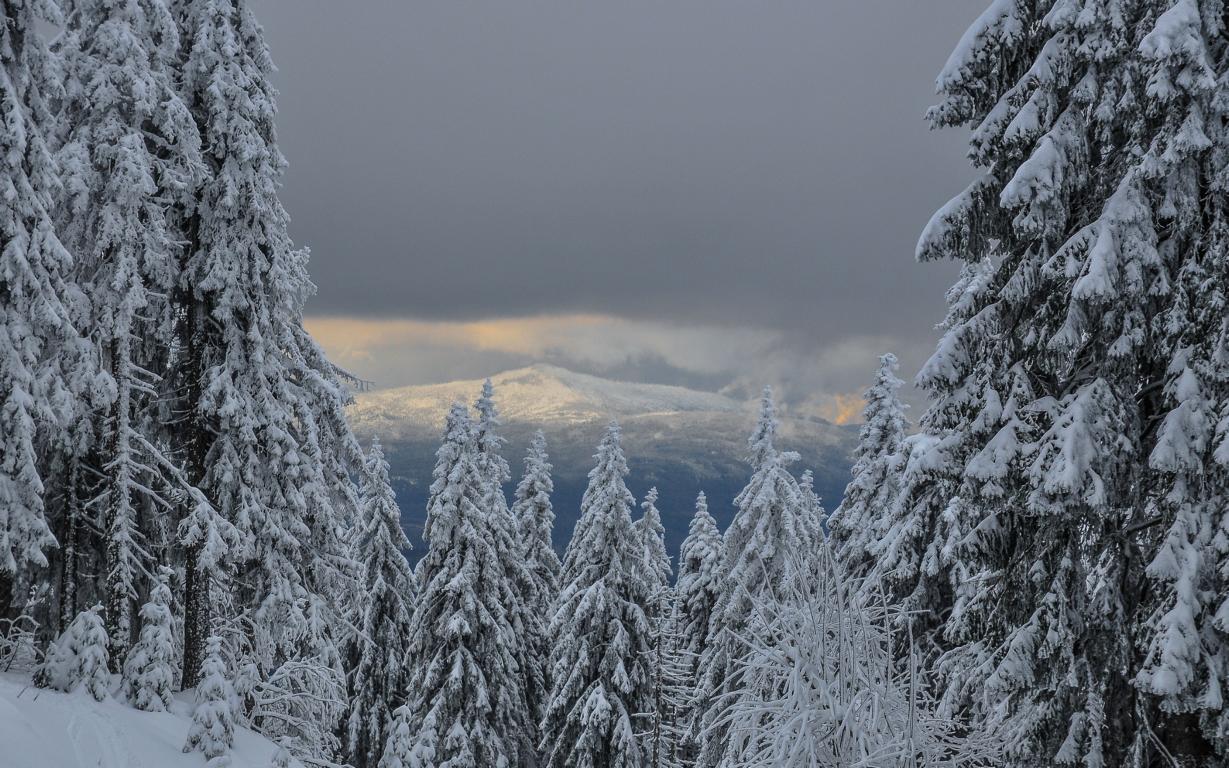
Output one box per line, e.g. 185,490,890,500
55,0,205,662
472,380,537,765
828,352,909,583
911,1,1229,763
675,491,722,761
511,429,561,732
347,438,416,768
34,603,111,701
183,634,237,763
0,0,83,608
697,388,812,767
172,0,361,687
634,487,673,591
123,567,176,711
633,487,673,767
677,493,721,664
396,403,520,767
379,704,421,768
796,469,826,545
541,422,654,768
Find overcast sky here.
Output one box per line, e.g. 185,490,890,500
260,1,986,421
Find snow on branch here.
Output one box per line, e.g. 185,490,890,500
714,547,1002,768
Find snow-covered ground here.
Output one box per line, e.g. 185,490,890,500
0,673,302,768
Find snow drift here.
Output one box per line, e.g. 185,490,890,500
0,673,302,768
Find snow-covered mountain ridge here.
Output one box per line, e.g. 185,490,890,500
348,363,744,435
347,365,858,560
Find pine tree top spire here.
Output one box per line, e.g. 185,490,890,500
748,386,779,469
635,486,672,586
473,378,509,476
681,491,720,572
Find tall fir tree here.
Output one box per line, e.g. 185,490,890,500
697,388,812,767
171,0,361,686
909,1,1229,763
346,438,415,768
828,352,909,584
122,567,177,711
55,0,205,662
796,468,826,546
0,0,84,610
541,422,654,768
675,491,721,761
511,429,560,734
472,381,537,766
633,487,673,592
676,492,721,664
394,403,521,767
633,487,674,768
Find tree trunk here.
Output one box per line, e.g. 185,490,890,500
181,543,209,689
58,455,80,634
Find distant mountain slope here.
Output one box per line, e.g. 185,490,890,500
348,365,858,563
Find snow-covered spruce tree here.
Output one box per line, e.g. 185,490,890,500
184,634,237,764
123,567,176,711
675,491,722,761
34,603,110,700
171,0,361,689
633,487,674,767
911,1,1229,763
677,492,721,657
394,403,521,767
0,0,84,610
866,271,990,638
55,0,205,663
472,380,538,765
828,352,909,584
541,421,654,768
718,546,1001,768
511,429,561,723
634,487,673,592
697,388,812,767
380,703,423,768
346,438,416,768
796,469,825,544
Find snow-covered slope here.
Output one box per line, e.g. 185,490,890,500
0,673,301,768
348,365,858,560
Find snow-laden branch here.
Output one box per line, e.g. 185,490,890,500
714,547,1002,768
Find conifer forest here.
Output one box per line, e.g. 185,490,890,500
3,1,1229,767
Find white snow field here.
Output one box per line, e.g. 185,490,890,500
0,673,302,768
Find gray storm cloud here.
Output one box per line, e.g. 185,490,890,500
262,0,988,405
